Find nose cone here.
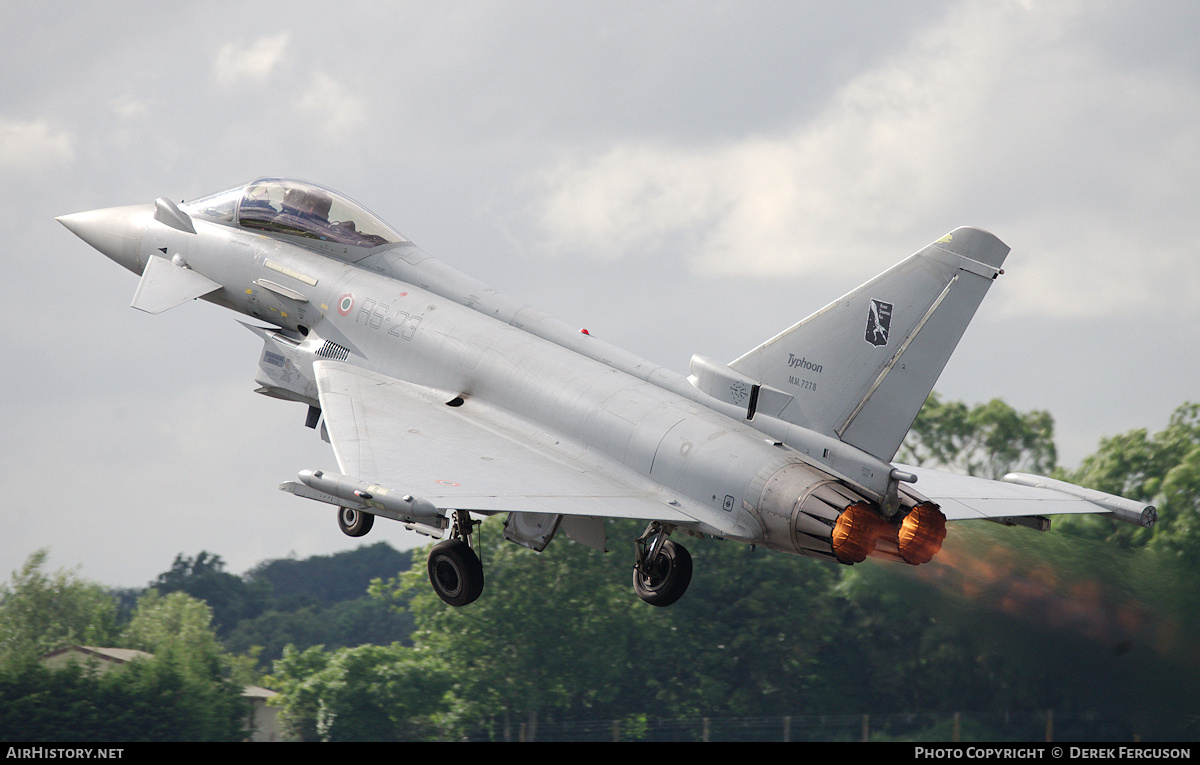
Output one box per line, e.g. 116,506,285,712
57,204,152,274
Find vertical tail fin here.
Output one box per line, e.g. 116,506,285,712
727,227,1009,461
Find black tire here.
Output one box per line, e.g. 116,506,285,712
337,507,374,537
633,539,693,607
427,539,485,607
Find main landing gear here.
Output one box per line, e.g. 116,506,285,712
427,510,484,607
632,522,693,607
339,507,692,609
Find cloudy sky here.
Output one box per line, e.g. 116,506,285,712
3,0,1197,588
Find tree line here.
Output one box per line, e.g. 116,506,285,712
3,397,1199,741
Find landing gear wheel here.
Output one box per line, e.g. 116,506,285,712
337,507,374,537
427,539,485,607
634,539,693,607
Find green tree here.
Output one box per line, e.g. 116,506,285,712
264,644,329,741
630,539,841,720
222,597,413,671
373,519,641,739
0,651,249,742
898,393,1057,479
372,522,851,736
1058,402,1200,559
0,567,248,741
110,650,248,741
1156,443,1200,563
268,643,451,741
247,542,413,606
150,552,272,634
121,590,223,669
120,589,255,737
0,551,119,666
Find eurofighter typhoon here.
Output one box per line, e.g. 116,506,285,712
59,178,1156,607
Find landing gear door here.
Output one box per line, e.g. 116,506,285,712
504,512,563,552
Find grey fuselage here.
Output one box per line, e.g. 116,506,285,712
63,197,919,560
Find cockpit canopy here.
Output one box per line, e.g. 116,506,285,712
184,178,406,248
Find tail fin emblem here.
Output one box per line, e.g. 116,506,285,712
865,299,893,347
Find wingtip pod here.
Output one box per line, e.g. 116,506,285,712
1003,473,1157,528
933,226,1010,270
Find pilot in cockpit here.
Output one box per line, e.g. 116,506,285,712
241,184,276,216
275,188,334,238
229,178,399,246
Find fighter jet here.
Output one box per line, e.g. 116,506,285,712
59,178,1156,607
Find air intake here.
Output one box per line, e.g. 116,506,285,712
316,341,350,361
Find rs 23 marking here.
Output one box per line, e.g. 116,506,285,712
356,298,423,341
